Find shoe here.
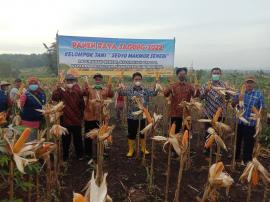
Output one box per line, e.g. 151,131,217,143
126,139,135,157
140,138,149,155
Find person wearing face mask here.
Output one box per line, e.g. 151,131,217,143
118,72,158,157
232,76,264,165
20,77,46,141
164,67,198,133
200,67,227,118
83,73,114,159
52,74,85,161
0,81,11,116
200,67,227,156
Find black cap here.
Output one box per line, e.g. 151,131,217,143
65,74,76,81
176,67,188,75
93,73,103,79
15,78,22,82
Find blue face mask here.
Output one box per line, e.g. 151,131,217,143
29,84,39,91
212,74,220,81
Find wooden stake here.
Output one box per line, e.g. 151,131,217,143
165,145,172,202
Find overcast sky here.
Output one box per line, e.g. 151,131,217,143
0,0,269,69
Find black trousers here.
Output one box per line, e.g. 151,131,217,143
236,123,255,163
62,125,83,161
127,119,146,140
171,117,183,134
84,120,99,157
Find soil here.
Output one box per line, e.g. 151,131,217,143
59,116,270,202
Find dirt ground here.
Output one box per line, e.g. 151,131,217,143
60,115,270,202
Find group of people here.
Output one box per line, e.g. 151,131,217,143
0,67,264,165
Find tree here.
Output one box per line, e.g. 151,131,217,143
43,42,57,75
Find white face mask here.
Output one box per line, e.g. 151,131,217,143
134,81,141,87
66,83,74,89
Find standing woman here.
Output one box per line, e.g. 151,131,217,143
20,77,46,141
118,72,158,157
83,73,114,159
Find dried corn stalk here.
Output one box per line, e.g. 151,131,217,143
200,162,234,202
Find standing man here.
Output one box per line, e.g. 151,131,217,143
199,67,227,155
52,74,85,161
234,76,264,164
200,67,227,119
83,73,114,159
118,72,158,157
20,77,46,141
164,67,197,133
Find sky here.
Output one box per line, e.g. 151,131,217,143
0,0,269,69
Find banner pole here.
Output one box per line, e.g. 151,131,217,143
56,30,59,76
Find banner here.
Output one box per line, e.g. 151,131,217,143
58,35,175,76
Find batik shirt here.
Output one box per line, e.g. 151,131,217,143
234,89,264,127
200,81,226,118
118,85,157,120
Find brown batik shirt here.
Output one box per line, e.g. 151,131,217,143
164,82,196,117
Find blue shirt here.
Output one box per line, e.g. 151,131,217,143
235,89,264,126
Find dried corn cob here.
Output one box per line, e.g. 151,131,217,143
13,128,31,153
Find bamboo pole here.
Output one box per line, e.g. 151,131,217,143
231,118,239,170
174,154,186,202
263,186,269,202
46,156,52,202
96,140,104,186
201,184,212,202
36,174,40,202
8,160,14,202
246,183,252,202
209,147,213,168
136,118,141,160
149,138,155,192
165,145,172,202
28,175,32,202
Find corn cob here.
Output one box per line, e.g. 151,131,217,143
73,193,86,202
35,144,50,158
169,123,176,135
182,130,189,146
213,107,222,123
205,135,215,149
143,108,153,124
13,128,31,153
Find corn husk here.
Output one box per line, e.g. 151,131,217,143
50,124,68,137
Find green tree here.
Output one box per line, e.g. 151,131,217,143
43,42,57,75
